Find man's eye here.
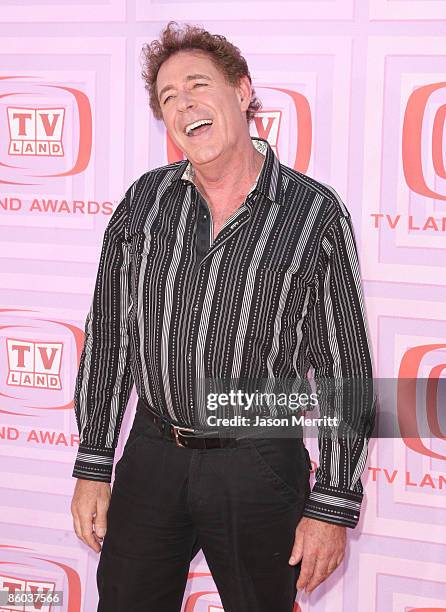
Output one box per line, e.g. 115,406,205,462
163,84,206,105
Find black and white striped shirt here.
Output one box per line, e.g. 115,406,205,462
72,137,375,528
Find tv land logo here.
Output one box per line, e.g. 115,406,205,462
0,77,92,184
0,574,56,611
398,343,446,461
402,82,446,201
410,609,446,612
0,545,81,612
1,308,84,413
166,86,311,174
6,338,63,390
8,107,65,157
183,572,301,611
252,109,281,157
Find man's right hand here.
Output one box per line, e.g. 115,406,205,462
71,479,111,553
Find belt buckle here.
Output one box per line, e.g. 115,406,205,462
171,423,195,448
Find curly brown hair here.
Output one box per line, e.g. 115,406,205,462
140,21,262,124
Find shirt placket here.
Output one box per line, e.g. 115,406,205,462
194,193,212,273
185,193,209,418
196,198,253,267
185,188,254,420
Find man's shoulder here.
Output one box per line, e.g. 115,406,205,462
131,159,186,196
141,158,186,180
279,162,351,220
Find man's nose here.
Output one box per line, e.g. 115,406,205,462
176,91,195,112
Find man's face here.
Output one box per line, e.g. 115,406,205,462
156,50,251,167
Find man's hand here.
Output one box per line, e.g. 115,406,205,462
288,516,346,594
71,479,111,553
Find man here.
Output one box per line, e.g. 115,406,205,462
71,21,375,612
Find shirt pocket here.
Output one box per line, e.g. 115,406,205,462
248,262,310,288
247,264,313,319
241,266,314,364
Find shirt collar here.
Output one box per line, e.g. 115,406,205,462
168,136,285,206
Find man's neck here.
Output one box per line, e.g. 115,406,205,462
190,138,265,208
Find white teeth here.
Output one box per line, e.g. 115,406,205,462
185,119,213,135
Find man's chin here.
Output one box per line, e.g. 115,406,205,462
185,144,222,166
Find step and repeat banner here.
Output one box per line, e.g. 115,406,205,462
1,2,445,611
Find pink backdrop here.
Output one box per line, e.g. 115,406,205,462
1,3,445,611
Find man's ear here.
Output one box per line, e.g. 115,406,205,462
237,75,252,111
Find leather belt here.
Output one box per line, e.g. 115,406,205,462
138,400,236,450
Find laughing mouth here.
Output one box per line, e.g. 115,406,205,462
184,119,213,136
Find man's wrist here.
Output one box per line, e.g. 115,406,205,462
302,481,363,529
72,443,115,483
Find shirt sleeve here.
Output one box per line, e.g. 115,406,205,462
302,210,376,528
71,183,136,482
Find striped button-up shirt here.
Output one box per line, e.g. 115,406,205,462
72,136,375,528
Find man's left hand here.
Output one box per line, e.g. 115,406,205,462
288,516,346,594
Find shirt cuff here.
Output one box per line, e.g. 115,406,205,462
302,481,363,529
72,443,115,483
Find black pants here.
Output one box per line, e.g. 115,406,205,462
97,401,311,612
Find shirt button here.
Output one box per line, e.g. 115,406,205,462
193,305,199,311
